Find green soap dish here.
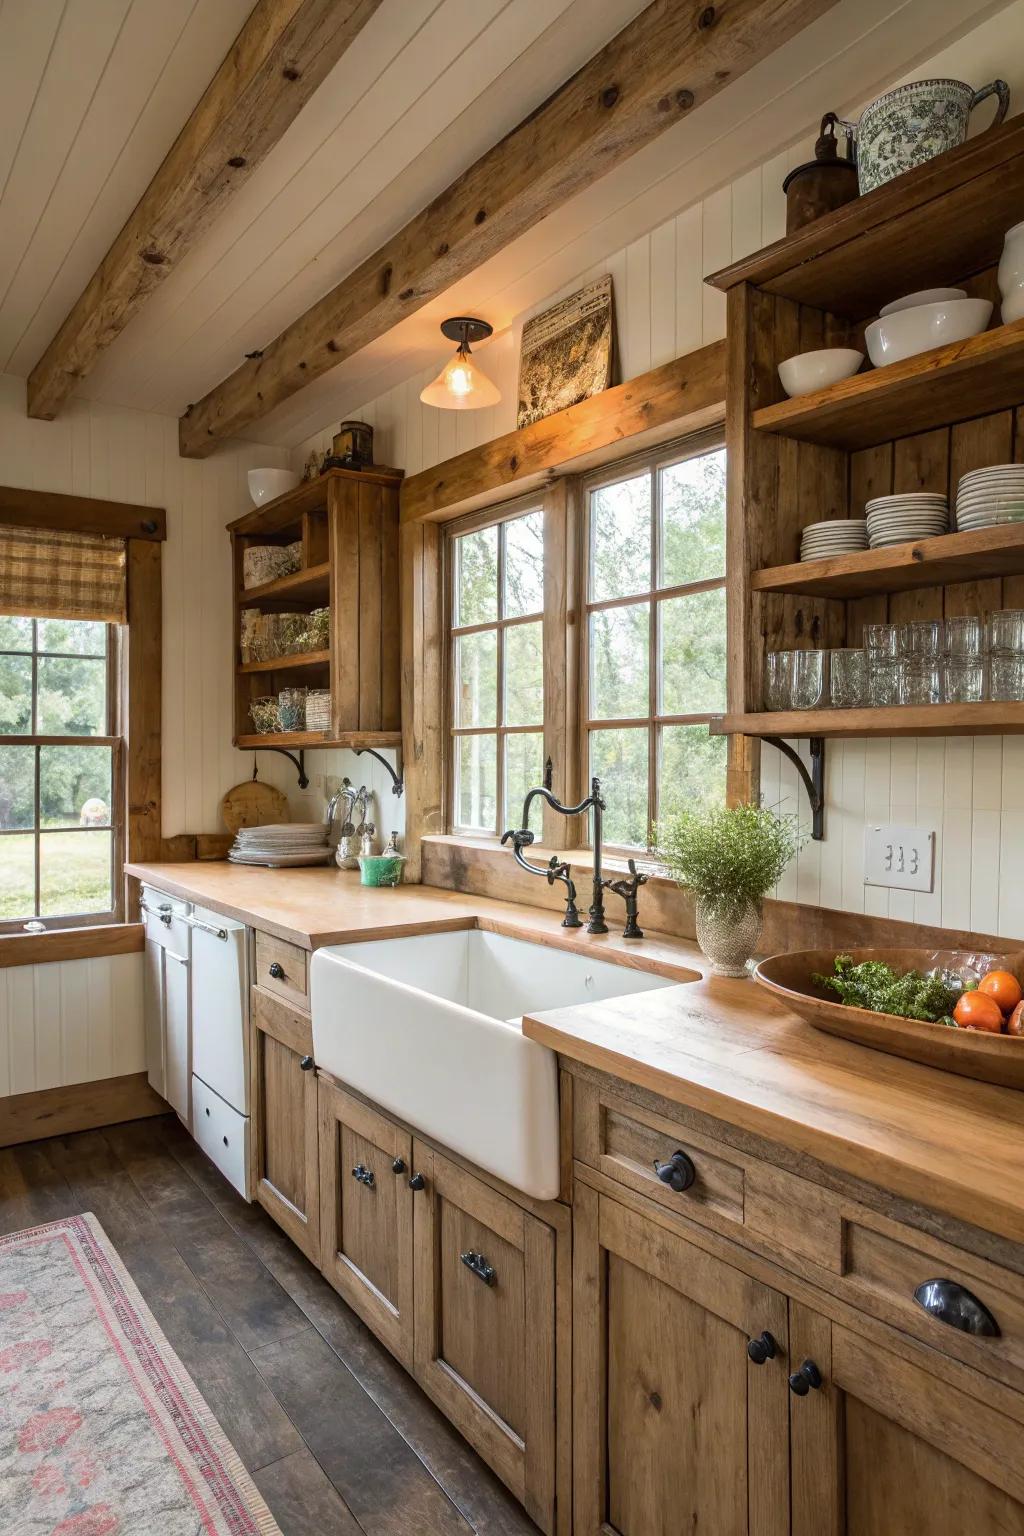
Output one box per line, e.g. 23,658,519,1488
358,853,406,887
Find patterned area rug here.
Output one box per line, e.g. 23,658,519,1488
0,1212,282,1535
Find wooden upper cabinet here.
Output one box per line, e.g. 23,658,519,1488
250,985,319,1265
574,1185,790,1536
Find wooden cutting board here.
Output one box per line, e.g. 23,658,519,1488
220,779,290,834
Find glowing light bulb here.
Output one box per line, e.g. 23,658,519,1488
420,321,501,410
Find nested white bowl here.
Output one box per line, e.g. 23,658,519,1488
865,298,992,368
879,287,966,316
777,347,864,398
248,468,301,505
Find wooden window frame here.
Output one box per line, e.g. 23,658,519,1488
579,427,728,853
444,495,546,839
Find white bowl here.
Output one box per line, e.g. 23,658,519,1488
777,348,864,398
248,468,301,505
865,298,992,368
879,287,966,316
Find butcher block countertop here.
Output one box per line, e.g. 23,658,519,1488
525,977,1024,1248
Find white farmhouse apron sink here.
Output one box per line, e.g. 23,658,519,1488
310,929,672,1200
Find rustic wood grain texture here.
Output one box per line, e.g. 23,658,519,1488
28,0,382,420
0,484,165,540
178,0,830,455
250,985,320,1264
0,922,143,969
713,702,1024,737
254,930,309,1007
0,1072,165,1148
401,520,444,881
541,479,581,850
125,539,164,870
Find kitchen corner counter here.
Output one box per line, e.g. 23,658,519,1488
524,975,1024,1248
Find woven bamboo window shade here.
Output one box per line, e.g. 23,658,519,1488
0,525,127,623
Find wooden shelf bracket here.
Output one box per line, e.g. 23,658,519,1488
763,736,825,840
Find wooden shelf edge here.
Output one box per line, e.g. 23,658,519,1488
228,466,403,535
238,649,330,675
236,731,401,749
711,705,1024,739
238,561,330,604
751,522,1024,599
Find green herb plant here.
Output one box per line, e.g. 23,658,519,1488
655,803,804,918
815,955,963,1023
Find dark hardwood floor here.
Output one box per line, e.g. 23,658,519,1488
0,1114,541,1536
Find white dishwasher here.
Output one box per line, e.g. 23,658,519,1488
187,903,251,1199
141,886,191,1127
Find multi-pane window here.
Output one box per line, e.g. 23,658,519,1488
0,617,119,926
449,508,544,835
585,440,728,847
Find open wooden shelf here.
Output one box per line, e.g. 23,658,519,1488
752,521,1024,600
712,704,1024,740
229,466,402,537
238,562,330,606
753,319,1024,451
236,730,402,750
238,649,330,675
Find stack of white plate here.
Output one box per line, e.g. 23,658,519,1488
955,465,1024,530
865,493,948,547
228,823,332,867
799,519,868,561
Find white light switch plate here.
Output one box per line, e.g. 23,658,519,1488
864,824,935,892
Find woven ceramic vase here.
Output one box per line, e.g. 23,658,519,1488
694,895,763,978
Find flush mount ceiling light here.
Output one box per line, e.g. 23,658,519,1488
420,318,500,410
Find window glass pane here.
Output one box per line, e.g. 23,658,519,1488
0,654,32,734
455,734,497,832
590,474,651,600
37,619,107,657
37,656,107,735
455,527,498,626
504,621,543,726
590,728,648,848
658,726,727,822
40,829,112,917
0,832,34,919
455,631,497,727
504,732,544,833
589,603,649,720
40,745,112,829
0,617,32,651
0,744,34,830
660,448,727,587
659,587,727,715
504,510,544,618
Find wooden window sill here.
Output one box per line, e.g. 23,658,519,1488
0,923,144,969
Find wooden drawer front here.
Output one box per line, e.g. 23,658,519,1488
843,1218,1024,1386
413,1142,556,1534
254,931,308,1008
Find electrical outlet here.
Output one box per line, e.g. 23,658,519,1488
864,824,935,893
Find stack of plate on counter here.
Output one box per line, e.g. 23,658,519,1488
865,493,948,547
799,519,868,562
955,464,1024,530
228,823,332,867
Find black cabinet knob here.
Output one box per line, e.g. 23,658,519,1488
914,1278,1000,1337
392,1156,407,1174
653,1149,696,1193
408,1172,426,1192
747,1330,777,1365
788,1360,823,1396
299,1055,314,1071
268,961,285,980
351,1164,375,1188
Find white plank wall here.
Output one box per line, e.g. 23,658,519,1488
0,954,143,1097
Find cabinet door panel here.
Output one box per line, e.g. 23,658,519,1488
319,1078,414,1367
163,951,191,1126
251,986,319,1264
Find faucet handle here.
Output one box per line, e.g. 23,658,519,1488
626,857,649,889
500,827,534,849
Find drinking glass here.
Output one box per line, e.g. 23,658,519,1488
791,650,827,710
989,609,1024,655
944,615,985,659
764,651,793,711
864,623,899,659
901,659,942,705
829,649,867,708
868,658,903,706
989,655,1024,701
899,620,943,658
943,658,986,703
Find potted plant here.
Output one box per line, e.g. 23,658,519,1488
656,804,803,976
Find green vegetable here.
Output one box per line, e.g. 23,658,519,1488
814,954,963,1023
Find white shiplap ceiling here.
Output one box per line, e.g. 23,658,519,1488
0,0,1013,448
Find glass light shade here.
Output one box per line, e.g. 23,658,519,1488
420,346,501,410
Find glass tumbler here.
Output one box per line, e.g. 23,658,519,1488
900,620,943,659
829,649,867,708
791,650,827,710
990,655,1024,702
943,658,986,703
765,651,793,711
989,609,1024,655
901,659,942,705
868,658,903,707
944,615,985,659
864,623,899,659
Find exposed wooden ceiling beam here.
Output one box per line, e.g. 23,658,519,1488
26,0,382,423
178,0,832,458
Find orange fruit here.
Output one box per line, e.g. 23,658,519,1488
1008,1001,1024,1037
953,991,1004,1032
979,970,1023,1014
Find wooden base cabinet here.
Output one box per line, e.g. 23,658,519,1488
573,1185,790,1536
250,986,319,1264
413,1142,558,1533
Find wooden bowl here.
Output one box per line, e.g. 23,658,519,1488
753,948,1024,1088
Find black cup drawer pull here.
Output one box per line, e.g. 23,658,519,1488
461,1250,497,1286
747,1330,777,1365
299,1055,314,1071
268,961,285,980
788,1360,823,1396
914,1278,1000,1337
653,1149,696,1193
351,1164,375,1188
